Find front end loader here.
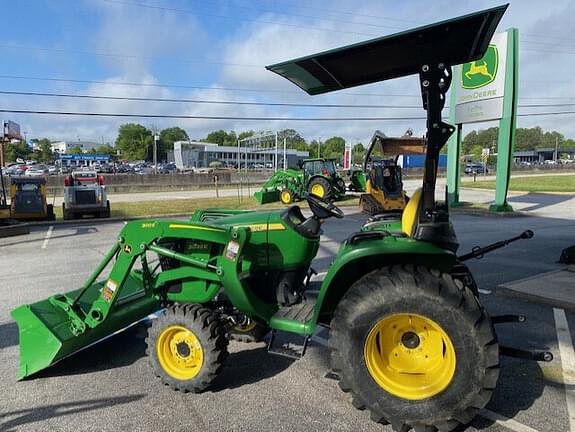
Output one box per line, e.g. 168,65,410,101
12,5,552,432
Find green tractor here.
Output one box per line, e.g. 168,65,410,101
254,157,351,204
12,5,551,431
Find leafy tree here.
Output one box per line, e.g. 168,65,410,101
352,143,366,165
160,127,189,161
238,130,254,141
203,130,238,146
115,123,152,160
35,138,54,162
68,146,83,155
95,145,116,156
4,140,32,163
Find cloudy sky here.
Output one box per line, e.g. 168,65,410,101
2,0,575,145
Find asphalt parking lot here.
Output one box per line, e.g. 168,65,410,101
1,208,574,432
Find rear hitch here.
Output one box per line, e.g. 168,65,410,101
458,230,534,262
500,346,553,362
492,314,554,362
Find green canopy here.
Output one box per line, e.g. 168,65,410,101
266,5,508,95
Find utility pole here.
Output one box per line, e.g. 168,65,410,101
555,135,559,163
152,129,159,174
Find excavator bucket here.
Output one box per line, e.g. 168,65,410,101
254,189,280,204
11,258,160,379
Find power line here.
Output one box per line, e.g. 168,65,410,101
101,0,379,38
2,108,575,120
3,90,575,109
0,90,424,109
0,44,262,69
0,74,421,98
0,108,427,121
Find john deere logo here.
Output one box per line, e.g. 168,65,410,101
462,44,498,89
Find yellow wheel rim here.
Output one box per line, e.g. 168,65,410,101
364,313,456,400
234,319,257,333
311,183,325,198
281,191,292,204
157,325,204,380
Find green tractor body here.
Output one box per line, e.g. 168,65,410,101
12,6,551,432
254,158,348,204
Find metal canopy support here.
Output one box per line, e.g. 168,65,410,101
418,63,455,221
447,80,462,206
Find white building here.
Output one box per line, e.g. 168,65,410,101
50,140,101,154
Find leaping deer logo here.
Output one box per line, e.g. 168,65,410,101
465,61,494,81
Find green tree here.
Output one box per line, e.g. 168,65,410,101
115,123,152,160
321,136,346,162
352,143,366,165
203,130,238,146
36,138,54,162
160,127,189,161
4,140,32,163
95,145,116,156
68,146,83,155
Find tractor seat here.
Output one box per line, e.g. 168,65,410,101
401,188,422,237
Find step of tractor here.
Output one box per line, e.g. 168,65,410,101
267,331,311,360
270,292,317,333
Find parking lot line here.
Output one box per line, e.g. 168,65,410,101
41,225,53,249
554,308,575,432
480,409,539,432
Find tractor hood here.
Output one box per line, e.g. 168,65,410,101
266,5,507,95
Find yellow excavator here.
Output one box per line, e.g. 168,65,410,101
359,130,426,216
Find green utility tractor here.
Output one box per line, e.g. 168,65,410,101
254,158,350,204
12,5,552,432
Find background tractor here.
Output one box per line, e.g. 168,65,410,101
11,5,552,432
254,157,350,204
359,130,426,216
0,176,55,221
63,170,111,220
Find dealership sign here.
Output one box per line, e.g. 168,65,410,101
3,120,21,139
57,154,110,161
454,32,508,124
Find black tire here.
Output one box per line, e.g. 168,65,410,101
330,265,499,432
62,203,71,221
230,318,270,343
147,304,228,392
47,204,55,221
280,188,294,205
104,200,111,218
308,177,332,200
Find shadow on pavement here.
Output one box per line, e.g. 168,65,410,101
508,192,573,212
211,345,294,391
34,324,148,379
0,226,99,248
0,322,18,350
0,394,145,432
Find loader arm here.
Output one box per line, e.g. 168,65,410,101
11,219,273,379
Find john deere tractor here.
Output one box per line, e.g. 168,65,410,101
254,157,348,204
12,5,551,431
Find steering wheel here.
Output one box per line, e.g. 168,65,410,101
305,193,345,219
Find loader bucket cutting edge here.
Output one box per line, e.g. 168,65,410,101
11,280,161,380
254,190,280,204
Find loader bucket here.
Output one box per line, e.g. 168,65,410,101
11,273,160,380
254,189,280,204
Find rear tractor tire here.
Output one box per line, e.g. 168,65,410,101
147,304,228,392
329,266,499,432
230,318,270,343
308,177,331,200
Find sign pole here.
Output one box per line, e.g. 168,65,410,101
447,69,462,206
490,28,519,213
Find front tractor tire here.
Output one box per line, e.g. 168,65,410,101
330,266,499,432
147,304,228,392
280,188,295,205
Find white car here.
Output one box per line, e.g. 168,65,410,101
25,165,49,177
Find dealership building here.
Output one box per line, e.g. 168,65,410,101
168,141,309,169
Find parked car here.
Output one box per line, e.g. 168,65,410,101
158,163,177,174
464,163,488,175
48,166,58,175
25,165,49,177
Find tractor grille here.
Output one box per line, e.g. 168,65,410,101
75,190,96,205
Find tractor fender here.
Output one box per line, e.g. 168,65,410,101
307,237,457,332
